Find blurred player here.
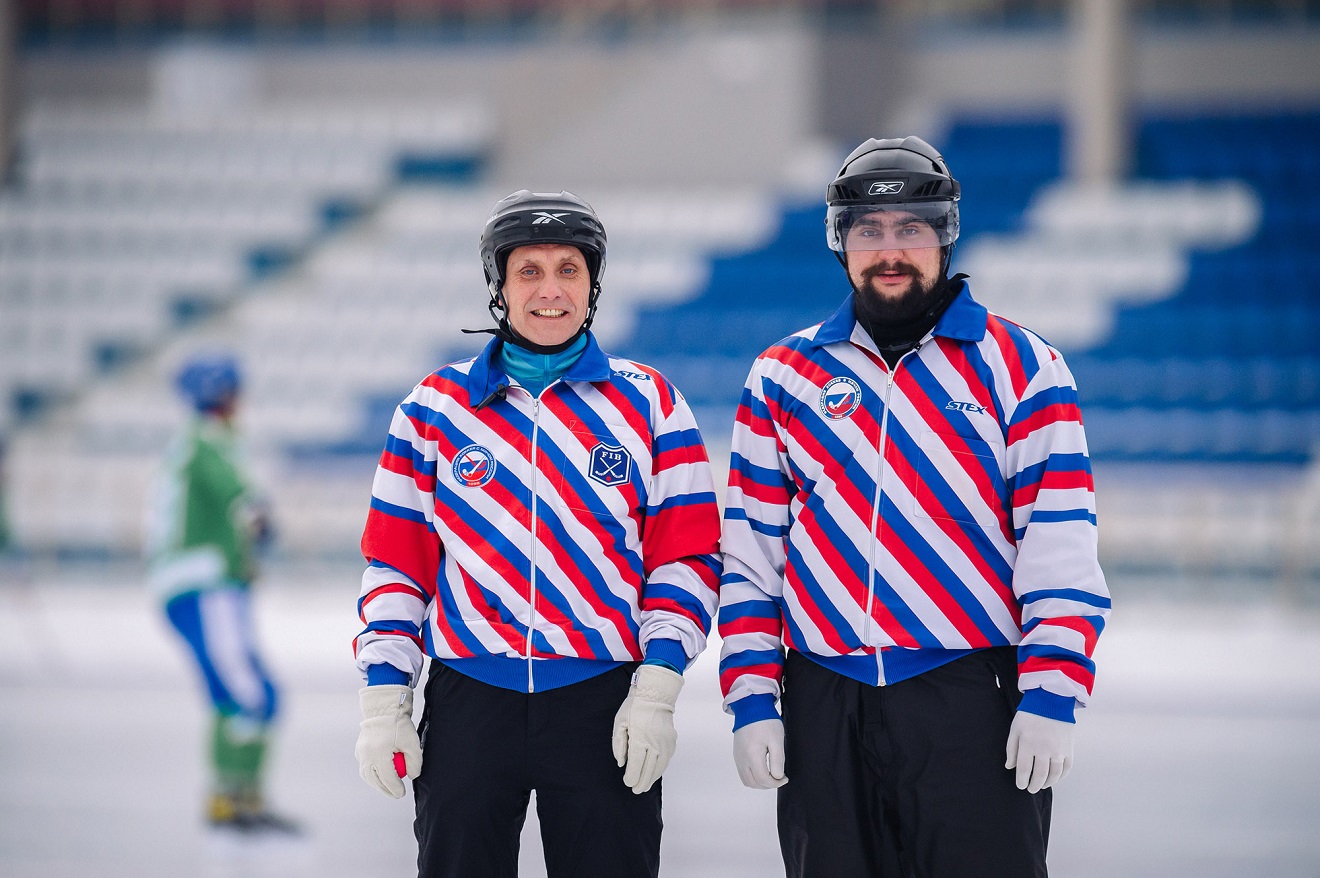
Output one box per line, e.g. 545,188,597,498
717,136,1111,877
353,190,721,878
145,354,298,836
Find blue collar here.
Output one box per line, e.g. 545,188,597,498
811,278,988,349
466,332,613,404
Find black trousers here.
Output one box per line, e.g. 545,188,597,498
778,648,1051,878
413,661,661,878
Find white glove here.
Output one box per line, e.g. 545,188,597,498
611,664,684,794
732,718,788,789
356,685,423,798
1005,710,1074,794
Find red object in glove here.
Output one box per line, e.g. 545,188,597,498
393,751,407,778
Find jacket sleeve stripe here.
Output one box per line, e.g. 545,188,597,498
357,581,429,618
765,343,835,389
1011,453,1094,508
1019,587,1113,610
719,661,784,696
1008,402,1085,447
729,451,791,490
986,316,1040,399
719,647,783,670
1023,614,1105,655
1026,508,1097,525
724,506,791,538
719,356,794,711
358,619,422,638
643,585,712,632
636,363,678,418
367,495,432,527
1019,655,1094,691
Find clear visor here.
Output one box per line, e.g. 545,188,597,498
826,202,959,252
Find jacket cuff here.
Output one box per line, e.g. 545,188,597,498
642,638,688,674
1017,688,1076,723
730,693,780,731
366,663,411,687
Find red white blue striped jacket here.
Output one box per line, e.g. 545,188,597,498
355,335,722,692
718,286,1110,728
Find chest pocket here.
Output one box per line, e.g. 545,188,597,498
553,422,647,522
913,430,1003,529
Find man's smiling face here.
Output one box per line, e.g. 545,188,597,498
501,243,592,347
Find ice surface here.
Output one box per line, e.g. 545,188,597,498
2,566,1318,877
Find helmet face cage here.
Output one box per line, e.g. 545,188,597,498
478,190,607,329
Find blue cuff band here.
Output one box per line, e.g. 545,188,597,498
730,693,780,731
1017,688,1077,723
643,638,688,674
366,663,410,687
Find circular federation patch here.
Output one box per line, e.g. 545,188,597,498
452,444,497,488
820,376,862,421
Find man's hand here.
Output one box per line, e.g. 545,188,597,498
1005,710,1074,794
733,718,787,789
356,685,422,798
611,664,683,794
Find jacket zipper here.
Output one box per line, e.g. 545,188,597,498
526,395,542,693
863,347,918,684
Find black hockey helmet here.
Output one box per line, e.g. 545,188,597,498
826,136,960,276
479,189,607,329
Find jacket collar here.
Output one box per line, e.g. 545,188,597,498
466,332,613,403
810,277,987,349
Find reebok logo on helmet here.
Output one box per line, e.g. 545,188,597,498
531,211,570,225
868,181,904,195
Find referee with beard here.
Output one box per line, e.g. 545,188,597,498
716,136,1111,878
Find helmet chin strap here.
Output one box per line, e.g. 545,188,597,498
940,243,955,281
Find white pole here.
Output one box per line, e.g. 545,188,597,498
1069,0,1131,185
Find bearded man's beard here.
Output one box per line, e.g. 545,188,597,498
852,260,942,325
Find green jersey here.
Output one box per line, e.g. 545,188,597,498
146,416,261,601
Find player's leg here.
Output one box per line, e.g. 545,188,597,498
532,664,661,878
414,662,530,878
778,649,904,878
165,588,268,822
881,648,1051,878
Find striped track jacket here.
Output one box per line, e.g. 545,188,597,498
355,334,722,691
718,285,1110,728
